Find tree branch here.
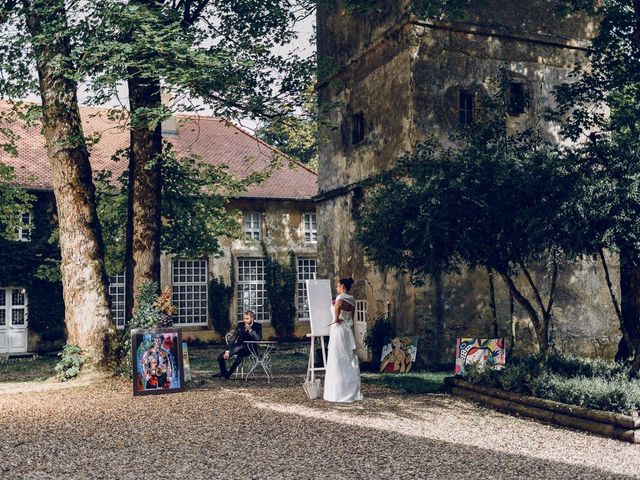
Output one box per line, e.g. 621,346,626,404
599,248,634,357
0,0,18,24
182,0,208,27
633,0,640,54
545,256,558,316
517,257,546,318
497,270,543,334
488,267,498,337
599,248,623,325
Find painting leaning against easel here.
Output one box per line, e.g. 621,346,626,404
454,338,506,376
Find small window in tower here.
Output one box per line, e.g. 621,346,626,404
351,112,365,145
458,90,474,126
508,82,526,116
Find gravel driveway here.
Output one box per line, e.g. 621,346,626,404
1,369,639,480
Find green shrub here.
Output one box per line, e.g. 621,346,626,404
464,351,640,413
55,344,85,381
262,244,297,340
466,361,531,393
118,282,176,376
365,315,396,363
545,351,626,379
531,371,640,414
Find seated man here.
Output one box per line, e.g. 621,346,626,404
214,310,262,379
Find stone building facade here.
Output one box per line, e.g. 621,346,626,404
316,1,620,364
0,104,318,353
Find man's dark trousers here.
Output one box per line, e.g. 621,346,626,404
217,321,262,378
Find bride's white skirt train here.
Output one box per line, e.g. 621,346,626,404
323,322,363,403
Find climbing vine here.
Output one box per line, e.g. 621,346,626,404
261,242,297,340
0,193,65,346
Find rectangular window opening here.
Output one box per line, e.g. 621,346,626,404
0,288,27,327
244,212,262,241
172,259,208,326
351,112,365,145
297,258,317,321
508,82,526,116
17,211,32,242
236,258,269,323
108,274,126,330
459,91,474,126
303,213,317,243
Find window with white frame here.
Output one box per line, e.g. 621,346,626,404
244,212,261,241
236,258,269,322
297,258,317,321
303,213,317,243
17,211,32,242
172,259,208,325
108,274,126,329
0,288,27,326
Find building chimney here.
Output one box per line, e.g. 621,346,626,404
161,92,178,137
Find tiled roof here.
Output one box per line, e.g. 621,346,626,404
0,103,317,200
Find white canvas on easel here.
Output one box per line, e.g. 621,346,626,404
307,279,333,336
304,279,333,395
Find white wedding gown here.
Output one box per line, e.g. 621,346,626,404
323,293,363,403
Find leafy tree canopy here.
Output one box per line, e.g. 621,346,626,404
356,82,586,354
255,83,318,169
95,141,274,276
0,162,33,240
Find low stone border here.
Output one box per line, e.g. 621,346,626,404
445,377,640,443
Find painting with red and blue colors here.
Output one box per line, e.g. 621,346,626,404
455,338,506,376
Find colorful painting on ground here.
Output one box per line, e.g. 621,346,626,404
379,336,419,373
132,328,184,396
182,342,191,383
455,338,506,376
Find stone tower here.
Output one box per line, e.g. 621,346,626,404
316,1,618,364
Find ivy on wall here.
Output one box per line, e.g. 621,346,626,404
261,242,297,340
209,271,234,336
0,192,65,346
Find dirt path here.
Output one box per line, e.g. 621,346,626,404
1,372,639,479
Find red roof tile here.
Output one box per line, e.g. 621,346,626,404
0,103,317,200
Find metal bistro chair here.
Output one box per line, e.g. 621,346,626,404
224,331,246,379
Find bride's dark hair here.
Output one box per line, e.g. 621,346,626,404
339,277,354,291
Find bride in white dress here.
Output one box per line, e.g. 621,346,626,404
323,277,363,403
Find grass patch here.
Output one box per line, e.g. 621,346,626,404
186,344,309,373
0,355,57,382
362,371,450,394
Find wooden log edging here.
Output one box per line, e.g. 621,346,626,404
446,377,640,444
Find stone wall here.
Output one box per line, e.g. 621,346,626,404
317,1,620,364
160,198,317,341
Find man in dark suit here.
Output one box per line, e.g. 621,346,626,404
214,310,262,379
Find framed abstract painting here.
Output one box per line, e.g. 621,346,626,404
379,336,419,373
455,338,506,376
132,328,184,396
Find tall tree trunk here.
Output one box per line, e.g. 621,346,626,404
599,249,634,362
508,290,516,355
431,272,446,367
122,0,207,322
633,0,640,55
487,268,498,338
627,1,640,377
24,0,114,367
619,244,640,354
498,271,550,357
124,74,163,322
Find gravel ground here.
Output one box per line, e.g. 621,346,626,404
1,367,640,480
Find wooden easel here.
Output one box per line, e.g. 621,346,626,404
305,333,328,383
304,279,333,385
